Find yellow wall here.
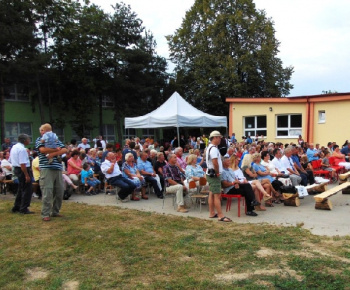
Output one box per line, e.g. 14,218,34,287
313,100,350,145
231,102,306,144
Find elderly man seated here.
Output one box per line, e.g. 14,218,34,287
163,153,189,213
137,151,163,199
306,143,320,162
101,152,136,201
174,147,187,174
272,148,302,186
77,138,91,152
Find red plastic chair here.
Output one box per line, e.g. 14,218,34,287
329,157,345,179
221,193,246,217
311,160,331,180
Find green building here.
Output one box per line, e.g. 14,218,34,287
2,84,162,147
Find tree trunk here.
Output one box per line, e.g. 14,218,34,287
0,73,5,144
98,94,103,135
283,193,300,207
36,73,45,124
315,199,332,210
115,110,123,147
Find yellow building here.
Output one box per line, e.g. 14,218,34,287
226,93,350,146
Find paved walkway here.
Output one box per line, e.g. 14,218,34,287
66,182,350,237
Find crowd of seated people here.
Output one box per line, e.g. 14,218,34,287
2,132,350,219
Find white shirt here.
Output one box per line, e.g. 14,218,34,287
77,143,91,150
9,142,30,167
101,159,122,179
280,155,295,175
271,156,288,174
206,144,223,174
261,160,278,175
1,159,12,175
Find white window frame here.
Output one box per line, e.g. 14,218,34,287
54,128,65,142
5,122,32,143
5,84,30,102
71,129,92,142
124,128,136,139
142,128,155,138
103,124,115,143
276,114,302,138
243,116,267,137
101,96,114,108
318,110,326,123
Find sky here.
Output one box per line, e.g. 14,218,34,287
92,0,350,97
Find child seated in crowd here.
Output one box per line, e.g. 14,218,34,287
321,151,337,183
81,163,101,195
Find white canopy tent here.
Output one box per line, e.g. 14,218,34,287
125,92,227,142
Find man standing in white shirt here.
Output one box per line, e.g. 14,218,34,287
10,134,34,214
206,130,231,222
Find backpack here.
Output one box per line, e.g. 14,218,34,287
63,189,71,200
96,140,102,149
218,137,228,156
272,179,284,192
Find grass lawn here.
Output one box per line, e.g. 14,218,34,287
1,198,350,289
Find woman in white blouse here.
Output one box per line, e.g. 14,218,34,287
229,154,272,211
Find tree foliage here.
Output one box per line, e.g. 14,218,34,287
167,0,294,116
0,0,169,143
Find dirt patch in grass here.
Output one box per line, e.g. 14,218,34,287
62,280,79,290
26,268,49,281
215,267,303,282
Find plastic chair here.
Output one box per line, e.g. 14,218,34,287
221,193,246,217
311,160,331,180
189,180,208,212
329,157,345,179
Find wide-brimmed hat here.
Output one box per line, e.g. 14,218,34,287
209,130,222,139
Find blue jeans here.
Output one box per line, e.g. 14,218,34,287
108,175,136,200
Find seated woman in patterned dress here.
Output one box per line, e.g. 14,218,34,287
122,153,148,200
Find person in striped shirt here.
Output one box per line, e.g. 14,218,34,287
36,124,67,221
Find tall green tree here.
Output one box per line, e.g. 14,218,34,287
167,0,294,116
0,0,40,143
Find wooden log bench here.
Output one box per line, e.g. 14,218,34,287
339,172,350,184
314,181,350,210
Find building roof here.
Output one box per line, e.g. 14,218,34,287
226,92,350,103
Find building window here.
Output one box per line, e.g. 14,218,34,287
71,129,91,142
244,116,267,137
54,127,65,143
124,128,136,139
142,128,154,138
103,124,115,143
318,110,326,123
102,96,114,108
276,114,302,137
5,84,30,101
5,122,32,143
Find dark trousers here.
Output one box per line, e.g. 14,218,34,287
306,170,315,184
5,174,18,194
108,175,136,200
13,167,33,212
299,172,308,186
144,176,162,197
227,183,255,211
